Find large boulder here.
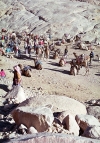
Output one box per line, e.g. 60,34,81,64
75,115,100,131
11,106,54,132
18,95,87,115
8,132,100,143
5,86,26,103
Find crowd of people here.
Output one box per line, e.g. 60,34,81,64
0,29,96,86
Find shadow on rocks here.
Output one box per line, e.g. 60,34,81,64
0,84,9,92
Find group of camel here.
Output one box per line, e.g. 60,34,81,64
0,30,98,76
30,40,90,76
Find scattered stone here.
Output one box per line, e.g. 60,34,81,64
75,114,100,131
87,106,100,120
82,125,100,140
4,86,26,103
27,127,38,134
17,124,27,135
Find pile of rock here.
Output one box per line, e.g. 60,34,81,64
0,86,100,142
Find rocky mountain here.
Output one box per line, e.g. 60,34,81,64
0,0,100,42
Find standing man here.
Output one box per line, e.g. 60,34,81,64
64,46,68,58
89,51,94,64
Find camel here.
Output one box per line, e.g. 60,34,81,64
59,57,66,67
53,51,59,59
33,58,42,70
49,42,55,51
72,52,90,75
70,59,80,75
73,52,89,68
18,64,31,77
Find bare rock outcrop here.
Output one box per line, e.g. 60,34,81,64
8,132,100,143
18,95,87,115
75,114,100,131
0,0,100,42
11,106,54,132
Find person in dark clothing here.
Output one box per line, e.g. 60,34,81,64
89,51,94,64
64,46,68,58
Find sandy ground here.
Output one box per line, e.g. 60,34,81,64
0,42,100,106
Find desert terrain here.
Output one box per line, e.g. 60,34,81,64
0,0,100,142
0,41,100,104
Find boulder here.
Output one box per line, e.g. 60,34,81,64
87,106,100,120
82,126,100,139
8,132,100,143
5,86,26,103
64,114,80,136
11,106,54,132
75,115,100,131
18,95,87,116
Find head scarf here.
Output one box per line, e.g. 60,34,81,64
13,65,21,76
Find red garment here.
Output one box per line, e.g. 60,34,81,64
39,40,44,45
0,70,6,77
2,35,4,40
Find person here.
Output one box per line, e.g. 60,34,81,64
89,51,94,64
64,46,68,58
0,69,6,80
13,65,21,86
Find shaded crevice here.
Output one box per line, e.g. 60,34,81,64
39,16,48,22
18,1,48,23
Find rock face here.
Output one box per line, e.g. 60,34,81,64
18,95,87,115
11,106,54,132
8,132,100,143
0,0,100,42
